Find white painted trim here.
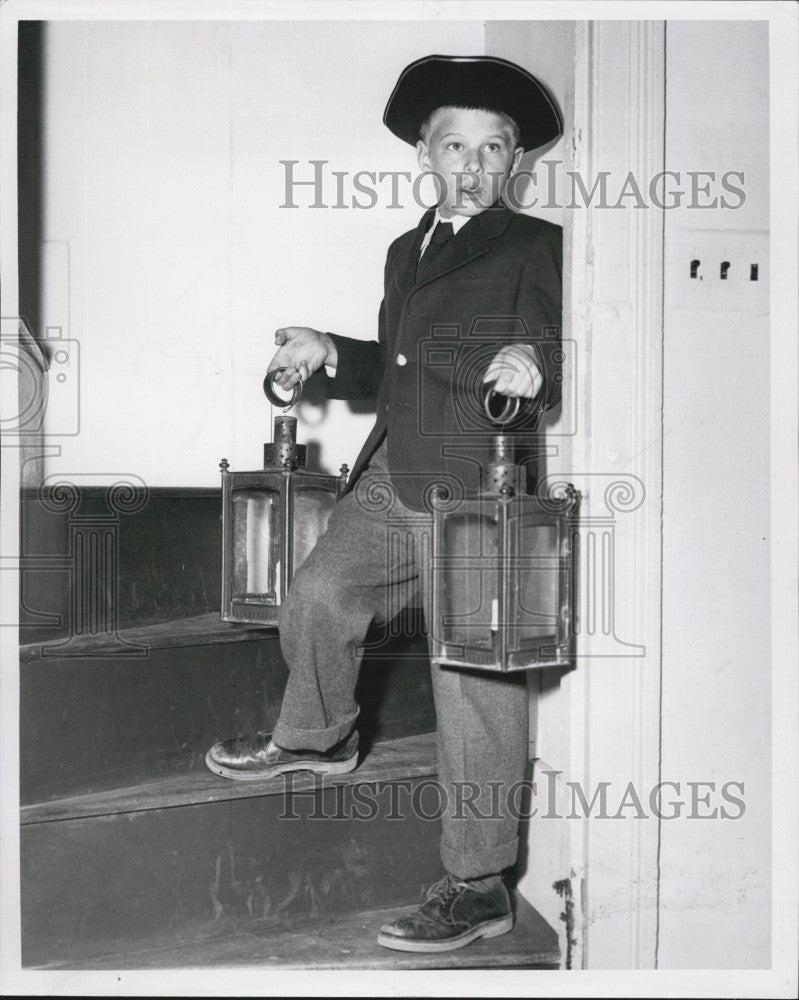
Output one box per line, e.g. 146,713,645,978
565,20,665,970
0,2,23,980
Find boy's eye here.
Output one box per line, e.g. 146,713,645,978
485,142,501,153
446,141,463,151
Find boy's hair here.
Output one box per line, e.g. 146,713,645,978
418,105,521,149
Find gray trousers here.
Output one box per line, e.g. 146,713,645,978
273,439,529,879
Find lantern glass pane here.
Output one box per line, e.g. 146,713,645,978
440,511,499,649
292,488,337,573
511,517,560,646
231,488,280,603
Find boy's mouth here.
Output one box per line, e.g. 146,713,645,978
454,174,507,204
455,179,485,199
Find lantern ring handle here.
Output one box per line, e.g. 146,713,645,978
480,381,547,429
263,368,304,409
481,381,522,426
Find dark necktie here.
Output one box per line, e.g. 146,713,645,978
416,221,454,282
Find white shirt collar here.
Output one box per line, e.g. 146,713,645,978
420,210,471,257
434,210,470,234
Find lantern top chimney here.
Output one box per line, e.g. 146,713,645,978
482,433,523,496
264,415,306,471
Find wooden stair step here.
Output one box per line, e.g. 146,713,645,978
21,732,438,824
21,734,446,967
21,618,435,806
20,607,426,661
20,612,274,661
29,892,560,970
20,633,281,804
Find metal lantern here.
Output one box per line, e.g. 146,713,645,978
220,409,347,625
429,400,579,673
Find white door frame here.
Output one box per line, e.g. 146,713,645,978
562,19,666,969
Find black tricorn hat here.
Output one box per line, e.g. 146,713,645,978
383,54,563,151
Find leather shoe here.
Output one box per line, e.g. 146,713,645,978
205,729,359,781
377,873,513,952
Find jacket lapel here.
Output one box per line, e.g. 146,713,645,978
411,204,515,291
393,209,435,298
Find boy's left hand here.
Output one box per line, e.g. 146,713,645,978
483,345,543,398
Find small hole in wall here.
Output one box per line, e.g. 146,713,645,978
750,264,759,281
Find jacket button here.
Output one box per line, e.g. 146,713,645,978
396,353,407,367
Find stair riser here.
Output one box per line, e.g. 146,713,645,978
21,780,443,968
20,639,278,804
20,488,223,645
21,634,434,805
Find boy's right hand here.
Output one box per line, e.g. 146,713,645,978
268,327,339,390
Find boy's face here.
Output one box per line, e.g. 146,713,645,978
416,106,524,218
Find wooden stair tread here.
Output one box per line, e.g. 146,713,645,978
20,612,276,661
21,732,438,825
31,892,560,970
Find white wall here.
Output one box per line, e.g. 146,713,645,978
40,20,485,486
658,20,771,968
486,20,570,229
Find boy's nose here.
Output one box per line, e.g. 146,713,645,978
463,149,483,173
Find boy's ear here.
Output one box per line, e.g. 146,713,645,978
416,139,430,171
511,146,525,174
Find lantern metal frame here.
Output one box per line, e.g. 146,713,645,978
429,401,580,672
220,415,348,625
429,484,579,672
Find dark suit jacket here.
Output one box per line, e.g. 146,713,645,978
325,204,562,511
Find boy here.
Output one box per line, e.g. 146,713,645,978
206,54,563,953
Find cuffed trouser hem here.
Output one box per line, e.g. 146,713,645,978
441,835,519,882
272,710,358,754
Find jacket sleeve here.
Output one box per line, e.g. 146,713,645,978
517,224,563,411
324,298,387,400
